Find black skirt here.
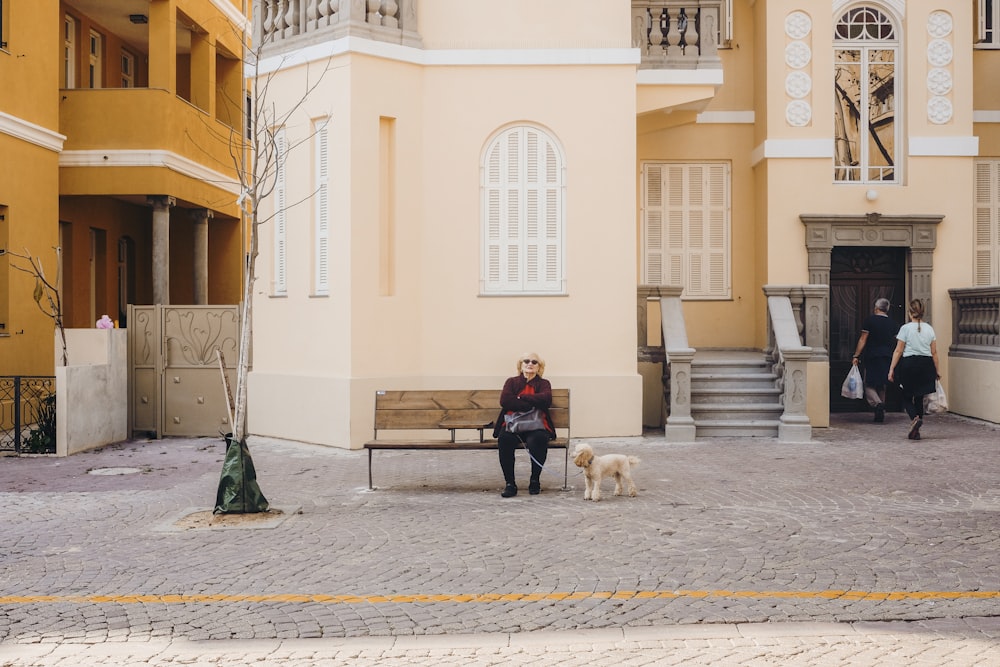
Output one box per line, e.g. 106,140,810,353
895,355,936,397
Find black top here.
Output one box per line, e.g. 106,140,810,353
861,313,899,359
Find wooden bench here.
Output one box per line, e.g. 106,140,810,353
364,389,571,490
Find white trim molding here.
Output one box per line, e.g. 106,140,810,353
974,110,1000,123
59,149,241,195
637,68,724,86
211,0,251,35
258,37,640,74
696,111,755,124
0,111,66,153
751,139,833,166
908,136,980,156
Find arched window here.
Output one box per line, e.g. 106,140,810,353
833,5,899,183
481,125,566,295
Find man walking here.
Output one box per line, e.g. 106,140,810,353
851,297,899,422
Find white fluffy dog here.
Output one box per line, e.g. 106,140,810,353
572,443,640,501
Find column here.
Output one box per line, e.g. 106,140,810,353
190,31,216,117
148,0,177,94
149,196,176,305
192,209,213,305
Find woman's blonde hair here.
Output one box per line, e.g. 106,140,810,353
516,353,545,377
908,299,925,331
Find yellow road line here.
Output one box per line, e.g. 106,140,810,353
1,590,999,605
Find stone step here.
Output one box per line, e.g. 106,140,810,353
691,387,783,405
691,404,784,421
691,372,779,390
693,419,781,437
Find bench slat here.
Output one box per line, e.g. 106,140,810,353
364,438,569,450
366,388,570,490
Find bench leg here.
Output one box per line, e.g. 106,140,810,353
368,448,374,490
562,445,569,491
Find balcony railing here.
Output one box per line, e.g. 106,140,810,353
255,1,727,71
949,286,1000,360
632,1,729,70
256,0,422,52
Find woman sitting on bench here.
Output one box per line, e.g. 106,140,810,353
494,352,555,498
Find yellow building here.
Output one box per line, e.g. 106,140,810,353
244,1,1000,449
1,0,248,377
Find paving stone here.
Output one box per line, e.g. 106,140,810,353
1,414,999,664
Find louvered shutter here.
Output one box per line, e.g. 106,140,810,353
704,163,730,298
273,127,288,295
974,160,999,285
643,164,665,284
977,0,987,43
643,163,730,298
483,126,564,293
525,129,562,292
314,119,329,295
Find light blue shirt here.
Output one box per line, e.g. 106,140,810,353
897,321,936,357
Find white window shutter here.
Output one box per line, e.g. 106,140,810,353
974,160,998,285
273,127,288,295
314,119,329,295
482,126,565,294
724,0,734,45
504,131,522,290
705,164,730,297
978,0,987,43
643,164,664,284
642,162,730,298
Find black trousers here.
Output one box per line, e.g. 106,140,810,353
498,429,550,485
896,355,937,420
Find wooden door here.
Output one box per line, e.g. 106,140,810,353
829,247,906,412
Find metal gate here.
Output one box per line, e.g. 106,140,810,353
128,305,239,438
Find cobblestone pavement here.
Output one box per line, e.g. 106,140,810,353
1,411,999,665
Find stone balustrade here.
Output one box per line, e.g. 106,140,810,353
631,1,728,69
255,0,421,51
949,286,1000,359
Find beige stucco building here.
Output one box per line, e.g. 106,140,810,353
246,1,1000,449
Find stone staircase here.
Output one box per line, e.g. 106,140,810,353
688,350,783,437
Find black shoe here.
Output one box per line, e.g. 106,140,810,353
501,484,518,498
529,480,540,495
874,405,885,423
908,417,922,440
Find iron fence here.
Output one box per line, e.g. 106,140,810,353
0,376,56,454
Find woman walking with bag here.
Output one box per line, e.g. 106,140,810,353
493,353,555,497
888,299,940,441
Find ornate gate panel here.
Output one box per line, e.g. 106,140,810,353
128,305,239,438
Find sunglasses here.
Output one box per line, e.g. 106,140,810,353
522,359,539,365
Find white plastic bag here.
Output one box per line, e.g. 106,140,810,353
841,365,864,399
925,380,949,414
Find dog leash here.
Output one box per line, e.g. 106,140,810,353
515,438,566,480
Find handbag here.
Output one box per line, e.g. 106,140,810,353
925,380,949,414
504,407,545,433
841,365,864,400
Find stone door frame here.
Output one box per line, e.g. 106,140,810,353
801,213,943,351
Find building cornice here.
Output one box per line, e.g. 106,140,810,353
257,36,640,74
909,136,979,156
59,150,240,196
212,0,251,35
0,112,66,153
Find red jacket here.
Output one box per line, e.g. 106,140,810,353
493,375,555,437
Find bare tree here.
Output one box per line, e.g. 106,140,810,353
207,33,333,513
7,247,67,366
225,46,334,446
